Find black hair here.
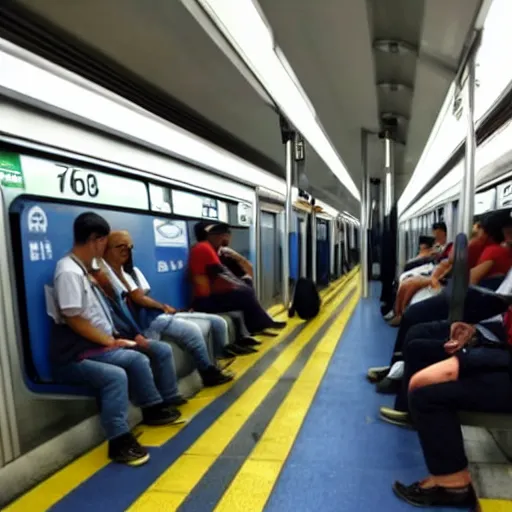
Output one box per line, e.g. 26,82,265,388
207,222,231,235
418,235,435,248
432,222,447,234
481,211,505,243
73,212,110,245
194,221,209,242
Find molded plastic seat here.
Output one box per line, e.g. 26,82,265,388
459,411,512,430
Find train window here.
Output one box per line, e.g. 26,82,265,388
474,188,497,214
149,183,172,213
172,189,228,222
497,180,512,208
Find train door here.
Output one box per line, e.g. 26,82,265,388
260,210,280,307
297,212,308,278
316,217,330,286
0,187,19,467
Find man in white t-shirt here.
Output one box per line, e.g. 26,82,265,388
100,231,234,387
51,212,182,467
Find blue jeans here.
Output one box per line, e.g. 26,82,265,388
145,315,211,371
175,312,228,357
54,341,179,440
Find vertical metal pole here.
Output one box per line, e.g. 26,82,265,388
331,220,335,277
337,218,342,276
311,207,317,282
283,138,293,307
344,220,349,267
360,130,369,298
254,191,262,300
384,136,395,216
458,53,476,236
300,216,307,277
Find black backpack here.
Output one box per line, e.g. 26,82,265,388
288,277,321,320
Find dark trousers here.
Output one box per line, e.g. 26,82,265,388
409,347,512,475
394,321,451,412
391,282,508,365
193,286,274,334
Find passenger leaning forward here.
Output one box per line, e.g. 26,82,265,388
100,230,233,386
189,221,286,335
51,212,182,467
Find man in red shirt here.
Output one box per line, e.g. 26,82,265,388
189,222,286,335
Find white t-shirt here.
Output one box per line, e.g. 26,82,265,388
54,255,114,336
100,260,150,295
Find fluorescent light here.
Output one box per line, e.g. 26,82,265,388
0,39,286,194
399,0,511,216
0,39,349,217
193,0,361,201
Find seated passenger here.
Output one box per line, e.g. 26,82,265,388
218,231,254,288
370,212,512,385
414,235,435,260
106,230,258,356
388,212,511,327
379,267,512,423
189,221,286,335
390,314,512,508
100,231,234,387
50,212,181,467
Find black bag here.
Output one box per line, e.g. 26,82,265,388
288,277,321,320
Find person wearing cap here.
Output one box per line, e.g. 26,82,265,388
190,221,286,334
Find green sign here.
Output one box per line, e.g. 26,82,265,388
0,152,24,189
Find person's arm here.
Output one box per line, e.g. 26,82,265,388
469,261,494,285
469,245,506,285
430,259,452,288
221,247,254,278
65,315,117,346
56,272,117,347
128,288,175,314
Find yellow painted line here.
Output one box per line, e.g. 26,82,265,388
4,273,356,512
214,284,360,512
480,499,512,512
128,277,359,511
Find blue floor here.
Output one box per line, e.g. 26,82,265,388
265,284,465,512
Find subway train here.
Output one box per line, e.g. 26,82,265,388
0,97,360,507
2,1,512,509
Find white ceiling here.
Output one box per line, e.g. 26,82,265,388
6,0,483,216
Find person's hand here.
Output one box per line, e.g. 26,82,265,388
431,276,441,289
219,246,236,258
444,322,475,354
113,338,138,348
134,334,150,350
162,304,176,314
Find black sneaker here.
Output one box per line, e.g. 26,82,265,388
269,321,286,329
237,337,262,347
393,481,477,508
257,330,278,337
142,404,182,426
379,407,414,429
367,366,390,383
108,433,150,466
200,366,234,387
375,377,401,395
224,344,256,356
165,395,188,407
